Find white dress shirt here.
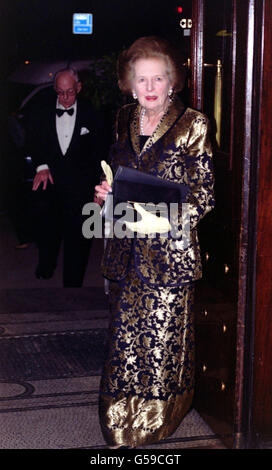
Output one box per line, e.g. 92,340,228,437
56,100,77,155
36,100,77,173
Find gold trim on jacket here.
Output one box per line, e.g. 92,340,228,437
102,97,215,286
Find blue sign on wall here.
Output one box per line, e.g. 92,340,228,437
73,13,93,35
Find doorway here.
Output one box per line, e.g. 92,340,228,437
187,0,267,449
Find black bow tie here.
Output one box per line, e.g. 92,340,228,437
56,108,74,117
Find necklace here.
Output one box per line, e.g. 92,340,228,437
139,102,170,136
140,108,146,135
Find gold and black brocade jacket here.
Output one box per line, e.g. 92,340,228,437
101,97,215,287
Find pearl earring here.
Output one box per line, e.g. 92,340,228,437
132,91,137,100
168,88,173,99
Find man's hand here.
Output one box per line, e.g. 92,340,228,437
32,169,54,191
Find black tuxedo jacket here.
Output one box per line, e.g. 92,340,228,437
29,93,106,210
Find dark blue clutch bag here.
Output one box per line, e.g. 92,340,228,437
112,165,188,207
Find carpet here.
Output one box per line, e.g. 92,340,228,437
0,329,108,381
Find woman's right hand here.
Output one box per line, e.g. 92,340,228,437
94,180,112,204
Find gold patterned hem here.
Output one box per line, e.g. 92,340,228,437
99,390,193,448
99,263,195,447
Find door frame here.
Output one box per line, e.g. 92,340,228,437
190,0,265,448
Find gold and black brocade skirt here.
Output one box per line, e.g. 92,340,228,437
99,263,195,448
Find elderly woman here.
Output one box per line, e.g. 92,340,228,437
95,36,214,448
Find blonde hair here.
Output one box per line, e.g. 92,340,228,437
117,36,185,95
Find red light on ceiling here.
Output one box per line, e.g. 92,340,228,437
177,6,183,13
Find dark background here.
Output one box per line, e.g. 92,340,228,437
0,0,193,214
0,0,192,77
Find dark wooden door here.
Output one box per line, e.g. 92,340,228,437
251,0,272,448
187,0,267,448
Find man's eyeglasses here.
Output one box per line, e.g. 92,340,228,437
56,88,76,97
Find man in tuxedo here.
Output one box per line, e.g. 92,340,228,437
30,68,105,287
